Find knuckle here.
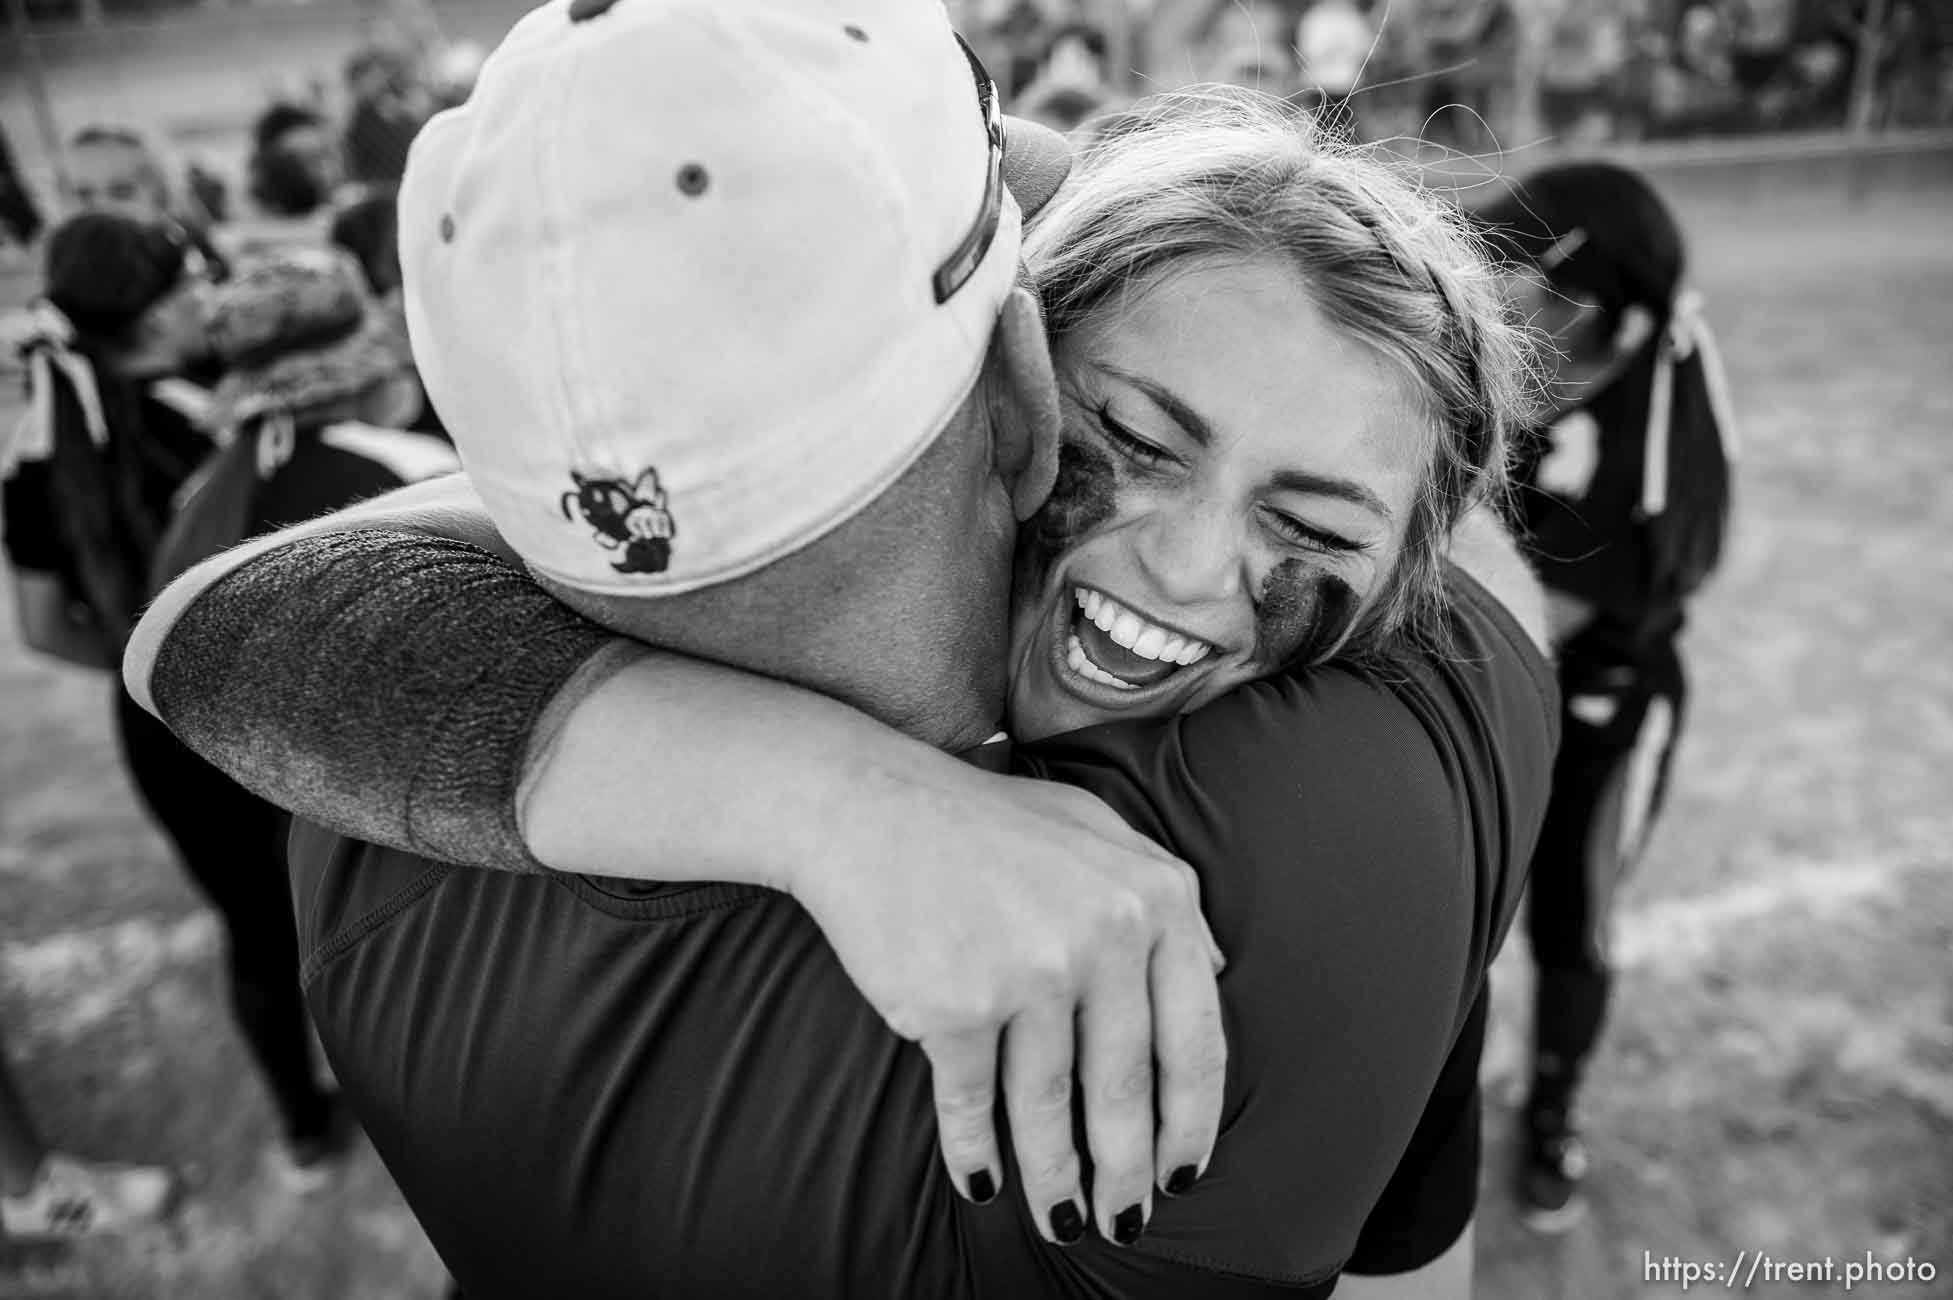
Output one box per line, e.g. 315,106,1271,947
938,1121,992,1158
1164,1040,1229,1102
934,1081,997,1117
1014,1070,1074,1117
1098,1058,1153,1108
1097,890,1152,945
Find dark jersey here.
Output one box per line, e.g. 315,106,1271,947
1516,335,1733,663
278,557,1555,1298
2,382,208,597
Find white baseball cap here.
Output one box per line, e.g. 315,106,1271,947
398,0,1070,594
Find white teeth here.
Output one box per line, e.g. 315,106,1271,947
1067,634,1138,690
1070,588,1218,667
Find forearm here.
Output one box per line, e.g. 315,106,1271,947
143,528,619,871
521,652,990,890
135,501,978,890
125,472,514,716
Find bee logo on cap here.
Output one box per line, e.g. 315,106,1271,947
561,468,676,574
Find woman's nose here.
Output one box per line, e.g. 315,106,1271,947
1131,505,1246,609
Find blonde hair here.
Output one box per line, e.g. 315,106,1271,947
1021,88,1536,662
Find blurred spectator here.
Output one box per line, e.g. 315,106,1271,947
66,125,173,223
248,103,342,220
66,125,230,281
0,124,42,249
1540,7,1632,142
1728,0,1798,121
991,0,1055,98
325,191,445,437
1,1030,174,1240
428,40,488,109
1476,162,1736,1233
328,190,401,300
1014,21,1115,131
3,216,355,1193
1205,0,1299,90
1415,0,1519,149
342,45,434,188
1294,0,1374,136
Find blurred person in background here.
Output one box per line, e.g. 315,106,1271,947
1294,0,1374,137
1,1026,173,1241
1414,0,1518,150
4,214,218,669
1476,161,1736,1232
247,103,343,221
428,40,488,110
328,190,402,301
66,125,229,281
2,224,453,1193
342,45,434,189
1014,21,1115,131
327,193,445,438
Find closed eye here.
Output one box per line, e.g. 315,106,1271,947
1093,403,1183,471
1258,504,1368,556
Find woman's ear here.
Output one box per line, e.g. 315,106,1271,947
987,287,1061,522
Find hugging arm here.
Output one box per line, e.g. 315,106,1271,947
126,474,1225,1243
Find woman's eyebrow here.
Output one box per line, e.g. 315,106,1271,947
1094,362,1393,522
1268,469,1393,521
1095,362,1217,447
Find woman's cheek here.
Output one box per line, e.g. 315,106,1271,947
1253,557,1358,669
1023,438,1121,566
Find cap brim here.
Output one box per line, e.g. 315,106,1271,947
1001,115,1072,222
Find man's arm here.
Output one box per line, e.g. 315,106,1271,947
129,494,1225,1239
124,472,513,717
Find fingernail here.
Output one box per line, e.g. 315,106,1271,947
1112,1203,1146,1245
967,1169,997,1205
1048,1200,1085,1245
1164,1164,1199,1197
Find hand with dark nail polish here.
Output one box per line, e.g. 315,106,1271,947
1049,1200,1086,1245
1112,1204,1146,1245
1164,1164,1199,1197
967,1169,997,1204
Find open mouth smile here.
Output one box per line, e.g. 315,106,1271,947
1058,587,1216,696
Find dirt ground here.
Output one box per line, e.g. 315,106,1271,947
2,176,1949,1297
